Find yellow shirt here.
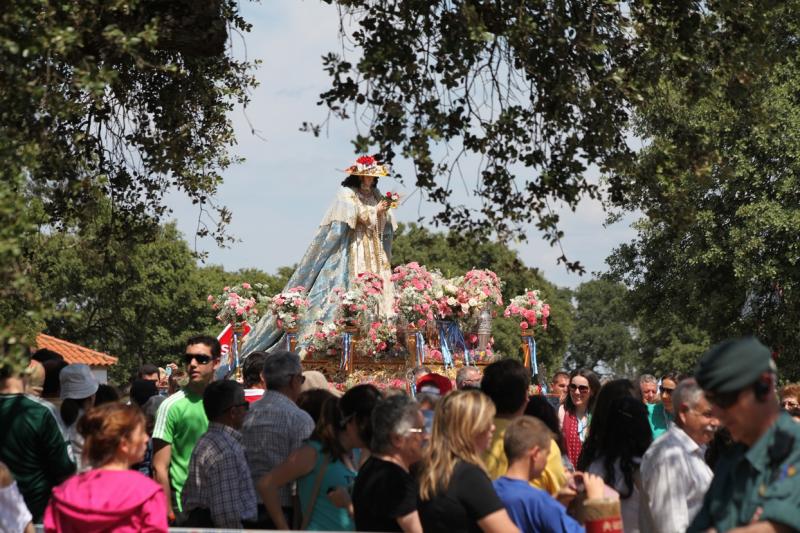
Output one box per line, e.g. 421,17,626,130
483,417,567,496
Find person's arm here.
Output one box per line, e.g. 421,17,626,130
256,445,317,530
477,509,520,533
396,511,424,533
151,440,174,521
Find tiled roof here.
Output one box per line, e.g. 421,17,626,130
35,334,118,367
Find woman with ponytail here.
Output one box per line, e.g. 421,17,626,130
257,384,381,531
44,403,168,532
417,390,519,533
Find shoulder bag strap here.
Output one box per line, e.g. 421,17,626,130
301,454,331,530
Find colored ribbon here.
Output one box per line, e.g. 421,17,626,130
231,331,240,372
284,332,296,352
340,331,352,371
526,335,538,383
438,320,468,368
415,331,425,366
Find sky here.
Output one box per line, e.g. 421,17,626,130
166,0,639,289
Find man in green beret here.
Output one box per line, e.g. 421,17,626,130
688,337,800,533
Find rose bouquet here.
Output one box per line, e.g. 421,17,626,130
208,282,267,325
360,321,398,357
391,262,435,291
303,321,342,356
384,191,400,208
353,271,384,298
461,269,503,309
269,286,310,330
504,289,551,330
394,286,435,329
430,273,466,319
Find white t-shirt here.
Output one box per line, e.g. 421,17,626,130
0,481,32,533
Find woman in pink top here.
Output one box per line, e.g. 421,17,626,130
44,403,168,532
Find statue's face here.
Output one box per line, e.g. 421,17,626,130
360,175,375,188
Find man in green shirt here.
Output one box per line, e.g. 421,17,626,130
0,363,75,522
689,337,800,533
152,334,220,523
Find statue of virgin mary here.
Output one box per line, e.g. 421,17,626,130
242,156,397,355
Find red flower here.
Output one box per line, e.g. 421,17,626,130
356,155,376,166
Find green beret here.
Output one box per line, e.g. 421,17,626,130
695,337,774,393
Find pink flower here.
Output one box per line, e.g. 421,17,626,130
277,318,283,328
223,286,230,292
236,308,245,316
417,319,426,328
207,295,214,302
242,282,251,289
520,321,529,329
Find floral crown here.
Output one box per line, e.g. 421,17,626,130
344,155,390,177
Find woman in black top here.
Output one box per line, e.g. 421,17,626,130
417,390,519,533
352,395,425,532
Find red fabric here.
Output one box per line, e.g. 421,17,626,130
563,409,583,467
416,373,453,395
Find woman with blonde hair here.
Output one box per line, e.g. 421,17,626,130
418,390,519,533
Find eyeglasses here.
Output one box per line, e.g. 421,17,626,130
569,384,590,393
182,353,213,365
705,389,741,409
660,386,675,395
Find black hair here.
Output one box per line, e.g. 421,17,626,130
481,358,530,415
130,378,159,407
203,380,244,421
94,384,120,406
42,358,69,397
578,379,636,471
32,349,64,363
341,175,380,189
138,363,159,378
315,384,381,460
242,351,269,388
564,368,601,415
580,396,651,499
60,395,94,427
186,335,221,359
524,395,566,454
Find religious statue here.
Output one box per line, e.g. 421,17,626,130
242,156,397,355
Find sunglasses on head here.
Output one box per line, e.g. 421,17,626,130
569,383,590,393
182,353,214,365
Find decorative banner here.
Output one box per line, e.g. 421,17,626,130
215,322,251,380
415,330,426,366
438,320,468,368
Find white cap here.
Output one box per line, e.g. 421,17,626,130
59,364,99,400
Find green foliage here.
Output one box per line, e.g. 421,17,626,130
31,221,284,382
608,2,800,379
392,223,573,374
568,279,638,376
0,0,257,366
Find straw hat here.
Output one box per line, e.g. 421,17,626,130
344,155,389,177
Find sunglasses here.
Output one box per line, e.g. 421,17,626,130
660,386,675,395
182,353,214,365
569,384,590,393
407,427,428,435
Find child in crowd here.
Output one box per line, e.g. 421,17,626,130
493,416,606,533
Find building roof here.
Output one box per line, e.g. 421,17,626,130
35,334,118,367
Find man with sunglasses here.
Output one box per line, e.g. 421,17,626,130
688,337,800,533
180,380,257,528
152,335,221,523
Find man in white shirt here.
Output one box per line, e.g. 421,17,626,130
640,378,719,533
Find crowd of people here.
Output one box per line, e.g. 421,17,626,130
1,335,800,532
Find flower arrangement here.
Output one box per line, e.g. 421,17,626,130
391,262,435,291
303,321,342,356
330,287,369,328
461,269,503,308
384,191,400,208
269,286,310,330
504,289,551,330
430,273,466,319
208,283,266,325
344,155,390,176
394,286,435,329
360,321,398,357
353,271,384,298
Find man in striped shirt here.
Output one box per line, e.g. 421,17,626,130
152,335,220,523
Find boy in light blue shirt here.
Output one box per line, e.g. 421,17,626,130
493,416,607,533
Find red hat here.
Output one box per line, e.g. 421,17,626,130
416,373,453,396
